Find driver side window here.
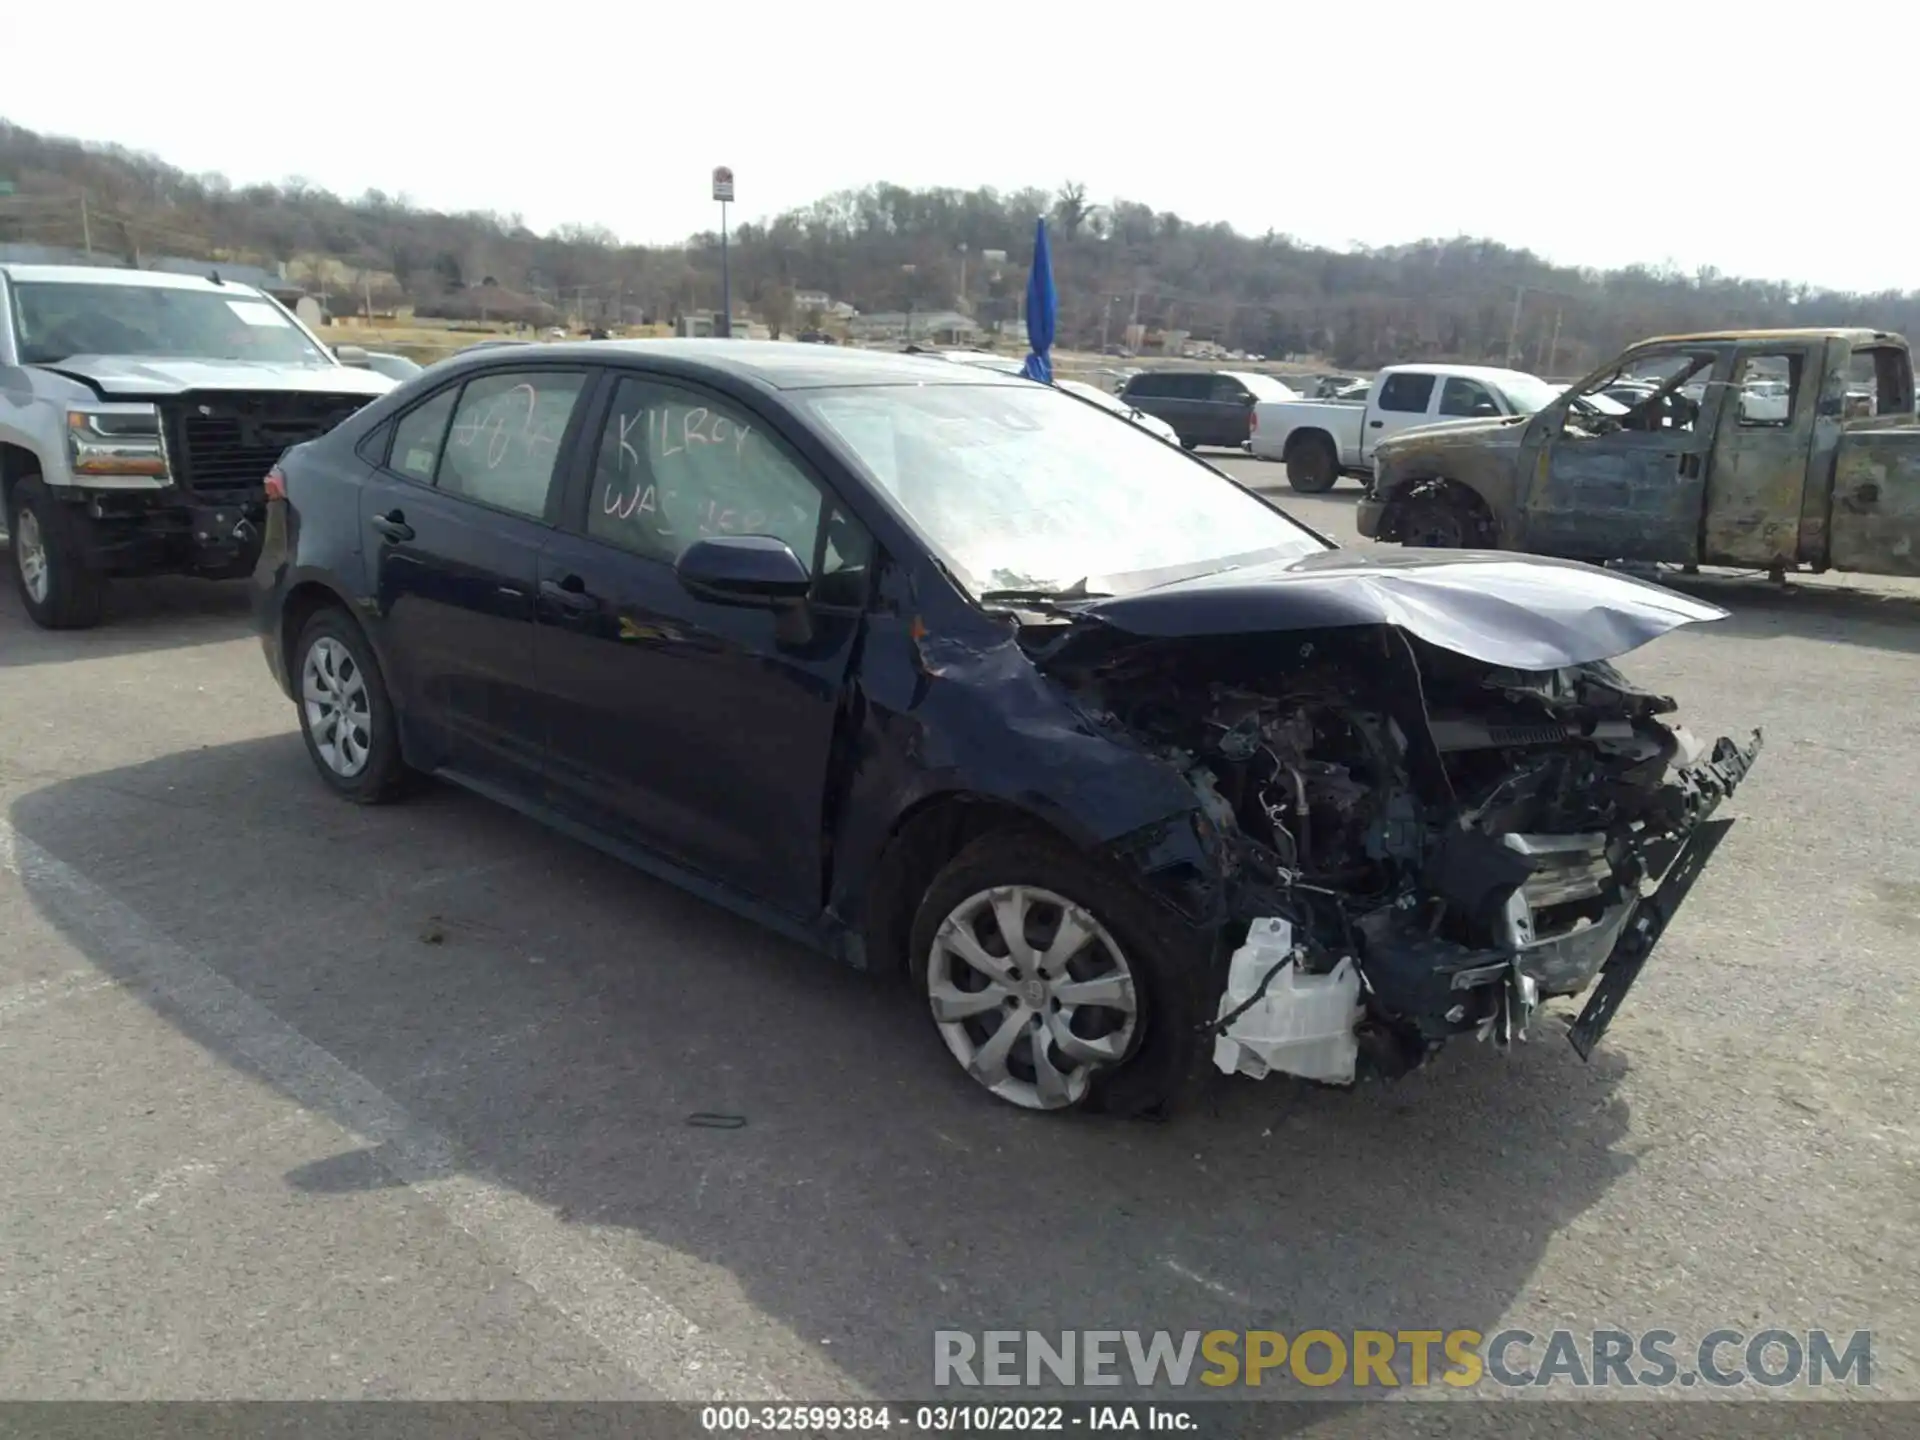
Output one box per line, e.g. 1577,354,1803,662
586,375,874,606
1566,352,1716,440
1439,377,1501,417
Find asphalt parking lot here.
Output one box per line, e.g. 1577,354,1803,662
1,456,1916,1422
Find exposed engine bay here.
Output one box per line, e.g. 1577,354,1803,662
1046,625,1762,1081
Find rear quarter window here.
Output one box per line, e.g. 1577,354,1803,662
386,386,460,480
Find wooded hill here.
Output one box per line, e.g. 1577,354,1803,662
3,119,1915,372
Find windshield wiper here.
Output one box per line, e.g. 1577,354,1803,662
977,578,1114,611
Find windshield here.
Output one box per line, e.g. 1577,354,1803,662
797,382,1326,597
1491,373,1568,415
1233,372,1299,402
11,282,331,366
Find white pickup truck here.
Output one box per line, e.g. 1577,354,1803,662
1250,363,1567,493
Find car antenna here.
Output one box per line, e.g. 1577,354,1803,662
208,269,224,286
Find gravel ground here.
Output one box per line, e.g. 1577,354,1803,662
0,468,1914,1430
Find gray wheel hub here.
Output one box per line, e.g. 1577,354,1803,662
926,884,1140,1110
301,636,373,778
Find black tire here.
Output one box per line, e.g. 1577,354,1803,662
908,830,1217,1118
1398,488,1494,549
291,608,410,804
1285,436,1339,494
6,475,107,629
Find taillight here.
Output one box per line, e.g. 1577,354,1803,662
1249,408,1258,435
263,465,287,502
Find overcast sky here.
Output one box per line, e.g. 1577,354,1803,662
7,4,1914,294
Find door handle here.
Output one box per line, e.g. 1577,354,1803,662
539,576,600,614
1368,420,1384,429
370,509,413,543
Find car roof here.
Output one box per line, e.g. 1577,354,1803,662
1380,363,1540,385
0,263,266,295
1635,327,1901,346
442,338,1022,391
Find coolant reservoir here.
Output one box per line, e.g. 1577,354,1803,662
1212,919,1363,1084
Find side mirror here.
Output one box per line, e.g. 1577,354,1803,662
334,344,371,368
675,535,811,607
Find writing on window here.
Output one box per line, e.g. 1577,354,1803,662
589,380,822,565
438,372,585,518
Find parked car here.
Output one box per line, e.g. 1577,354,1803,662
0,262,394,629
253,340,1760,1115
1117,369,1300,450
1360,327,1920,575
1251,363,1566,494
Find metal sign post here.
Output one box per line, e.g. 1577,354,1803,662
711,167,734,338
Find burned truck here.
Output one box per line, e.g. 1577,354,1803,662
1358,327,1920,579
1,263,393,628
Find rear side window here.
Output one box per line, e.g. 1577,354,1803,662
438,370,587,520
1124,374,1171,398
387,387,459,481
1208,376,1250,403
1377,373,1437,413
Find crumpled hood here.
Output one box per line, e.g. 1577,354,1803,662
44,355,395,399
1074,548,1726,670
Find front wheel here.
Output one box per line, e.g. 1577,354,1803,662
7,476,107,629
292,608,410,804
909,832,1213,1116
1398,489,1494,549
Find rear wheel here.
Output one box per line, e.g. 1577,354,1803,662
7,475,107,630
292,608,410,804
1285,436,1339,494
909,831,1214,1116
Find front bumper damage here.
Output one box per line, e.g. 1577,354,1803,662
1211,727,1763,1083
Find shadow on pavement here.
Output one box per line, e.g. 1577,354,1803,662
0,543,254,668
1648,571,1920,656
10,734,1638,1407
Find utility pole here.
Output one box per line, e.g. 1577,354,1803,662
1505,285,1525,365
1544,308,1563,377
80,190,92,255
712,166,735,338
364,272,374,324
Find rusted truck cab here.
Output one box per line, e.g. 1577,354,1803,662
1358,328,1920,576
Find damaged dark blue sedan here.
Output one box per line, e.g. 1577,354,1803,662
252,341,1762,1115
